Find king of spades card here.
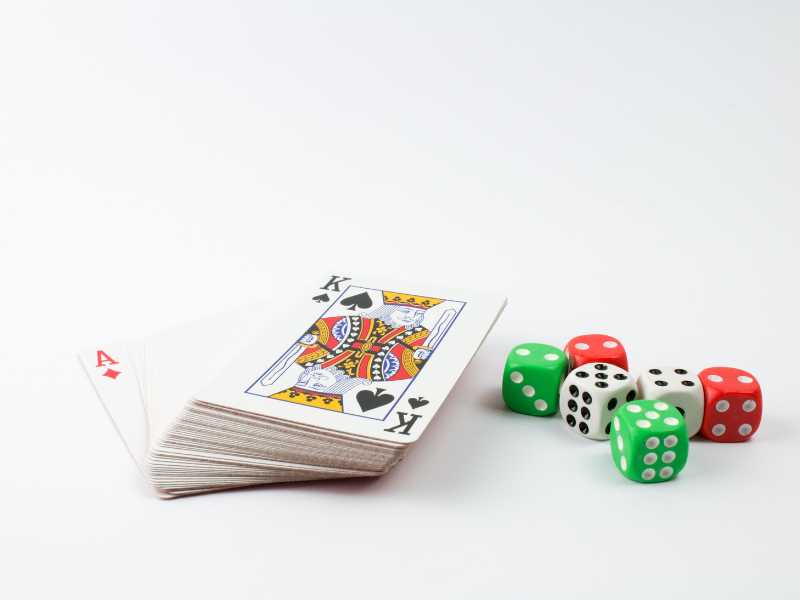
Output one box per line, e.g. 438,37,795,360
245,288,465,420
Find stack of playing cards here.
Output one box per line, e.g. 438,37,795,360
80,274,506,498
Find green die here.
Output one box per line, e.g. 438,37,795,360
502,343,567,416
610,400,689,483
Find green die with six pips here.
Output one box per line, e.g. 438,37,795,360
502,343,567,416
610,399,689,483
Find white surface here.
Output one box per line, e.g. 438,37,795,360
1,2,798,598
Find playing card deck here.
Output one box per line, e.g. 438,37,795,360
80,274,506,498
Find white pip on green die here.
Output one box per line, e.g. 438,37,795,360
559,362,638,440
636,367,704,437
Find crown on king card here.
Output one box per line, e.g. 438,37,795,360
270,387,344,412
382,291,444,309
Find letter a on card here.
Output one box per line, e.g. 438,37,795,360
96,350,119,367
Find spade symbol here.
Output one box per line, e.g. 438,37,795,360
408,396,429,409
340,291,373,311
356,387,395,412
312,293,330,303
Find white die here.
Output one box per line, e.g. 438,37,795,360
559,362,637,440
636,367,704,437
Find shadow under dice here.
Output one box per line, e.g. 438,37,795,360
502,343,567,416
610,400,689,483
559,362,637,440
699,367,763,442
636,367,703,437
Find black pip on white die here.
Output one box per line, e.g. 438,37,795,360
559,362,637,440
636,367,704,437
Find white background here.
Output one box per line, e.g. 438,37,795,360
1,2,798,598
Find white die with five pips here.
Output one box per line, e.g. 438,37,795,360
636,367,704,437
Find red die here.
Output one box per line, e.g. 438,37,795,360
564,334,628,372
699,367,762,442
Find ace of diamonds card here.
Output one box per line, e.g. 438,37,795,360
195,275,506,443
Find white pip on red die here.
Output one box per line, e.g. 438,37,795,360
636,367,704,437
564,334,628,372
559,362,637,440
699,367,762,442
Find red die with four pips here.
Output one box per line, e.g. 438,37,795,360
698,367,762,442
564,334,628,372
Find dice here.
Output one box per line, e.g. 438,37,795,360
564,334,628,372
502,343,567,416
610,400,689,483
698,367,762,442
559,362,637,439
636,367,704,437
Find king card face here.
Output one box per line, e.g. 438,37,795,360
196,275,507,444
244,285,465,422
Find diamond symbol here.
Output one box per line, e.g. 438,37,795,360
103,368,121,379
